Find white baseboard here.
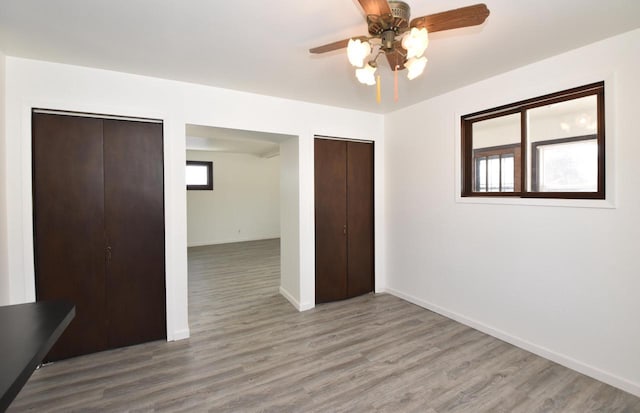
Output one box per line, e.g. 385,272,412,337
279,286,299,310
384,287,640,398
299,301,314,312
168,328,190,341
188,236,280,248
279,286,314,312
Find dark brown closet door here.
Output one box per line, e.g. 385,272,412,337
103,120,166,348
314,139,348,303
346,142,374,297
33,113,108,361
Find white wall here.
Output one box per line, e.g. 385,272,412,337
186,150,280,247
384,28,640,396
2,57,385,337
279,137,302,309
0,50,7,305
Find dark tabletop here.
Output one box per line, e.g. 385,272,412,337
0,301,75,412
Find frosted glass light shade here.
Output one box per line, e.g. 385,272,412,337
405,56,427,80
401,27,429,59
355,63,377,85
347,39,371,68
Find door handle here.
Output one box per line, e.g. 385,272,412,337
343,224,347,235
106,246,112,264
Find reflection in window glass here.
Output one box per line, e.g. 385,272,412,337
474,151,518,192
537,139,597,192
461,81,603,199
501,155,514,192
528,96,597,142
487,155,500,192
477,158,487,191
473,151,520,192
527,95,598,192
471,112,521,193
472,113,521,150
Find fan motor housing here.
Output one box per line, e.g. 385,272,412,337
389,1,411,22
367,1,411,35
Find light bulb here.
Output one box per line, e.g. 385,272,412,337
347,39,371,68
401,27,429,59
355,63,377,85
405,56,427,80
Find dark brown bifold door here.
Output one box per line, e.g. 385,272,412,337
34,113,166,361
103,120,166,348
314,138,348,303
314,138,374,304
346,141,374,298
33,113,109,360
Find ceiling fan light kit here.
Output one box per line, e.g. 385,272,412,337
405,56,428,80
347,39,372,68
356,63,378,85
402,27,429,59
310,0,490,102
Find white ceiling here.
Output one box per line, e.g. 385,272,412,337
186,124,293,157
0,0,639,114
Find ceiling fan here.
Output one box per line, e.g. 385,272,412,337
310,0,489,93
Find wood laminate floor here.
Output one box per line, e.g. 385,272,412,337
10,239,640,412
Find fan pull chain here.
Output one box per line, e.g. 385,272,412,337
376,75,381,104
394,66,399,102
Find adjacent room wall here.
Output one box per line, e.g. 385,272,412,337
0,50,7,305
384,28,640,396
3,57,384,337
186,150,280,247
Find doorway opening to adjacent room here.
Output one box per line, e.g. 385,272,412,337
184,124,297,333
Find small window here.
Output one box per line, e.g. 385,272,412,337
474,144,520,193
461,82,604,199
186,161,213,190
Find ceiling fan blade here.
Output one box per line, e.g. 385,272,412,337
357,0,391,16
309,38,351,54
385,49,406,71
410,3,490,33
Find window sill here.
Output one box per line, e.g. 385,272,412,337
455,195,615,209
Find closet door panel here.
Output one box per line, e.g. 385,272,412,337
103,120,166,347
33,113,108,361
346,142,374,298
314,139,348,303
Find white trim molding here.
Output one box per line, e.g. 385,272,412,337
384,287,640,398
279,286,313,312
